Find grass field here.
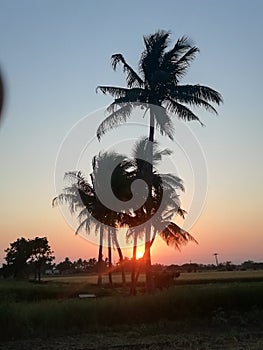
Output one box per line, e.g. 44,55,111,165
1,270,263,349
42,269,263,284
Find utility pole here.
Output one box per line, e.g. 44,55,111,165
213,253,219,267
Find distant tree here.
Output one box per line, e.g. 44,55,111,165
3,236,54,280
56,257,73,274
3,237,31,279
29,237,55,281
73,258,84,273
241,260,256,270
86,258,97,272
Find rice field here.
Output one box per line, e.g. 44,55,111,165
1,270,263,349
42,269,263,284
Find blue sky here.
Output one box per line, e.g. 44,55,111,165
0,0,262,264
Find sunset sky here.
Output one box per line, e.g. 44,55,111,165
0,0,262,265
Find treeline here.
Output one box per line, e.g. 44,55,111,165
160,260,263,273
48,258,263,276
1,236,263,281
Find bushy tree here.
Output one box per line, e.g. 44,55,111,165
3,237,31,279
29,237,55,281
2,236,54,280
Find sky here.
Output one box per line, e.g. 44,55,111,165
0,0,262,265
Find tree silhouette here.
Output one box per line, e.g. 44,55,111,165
3,237,31,279
53,152,130,286
3,237,54,280
125,138,197,294
97,30,223,292
29,237,54,281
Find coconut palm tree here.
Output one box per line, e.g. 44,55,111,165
52,171,105,285
125,137,197,294
96,30,222,292
52,152,130,286
96,30,222,142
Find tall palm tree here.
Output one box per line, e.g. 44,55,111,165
96,30,223,143
96,30,222,292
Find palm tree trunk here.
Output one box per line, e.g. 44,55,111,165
108,229,113,286
150,228,157,247
149,107,155,143
130,232,138,295
145,223,153,293
144,108,155,293
112,229,126,285
97,226,103,286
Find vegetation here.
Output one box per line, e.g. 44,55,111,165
53,139,196,293
1,238,263,347
52,31,223,294
52,153,130,286
1,237,54,281
96,30,223,292
0,276,263,343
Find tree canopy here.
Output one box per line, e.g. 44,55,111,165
2,236,54,280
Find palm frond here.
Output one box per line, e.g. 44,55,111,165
161,37,199,81
77,207,89,221
171,94,218,114
169,47,199,81
159,222,197,250
152,105,175,140
63,171,79,183
174,46,199,70
97,103,133,140
52,196,59,207
52,193,81,214
103,88,149,107
131,137,172,169
159,173,185,192
161,206,186,221
177,207,187,218
165,98,204,125
126,226,145,243
76,217,92,235
142,30,170,57
162,36,193,62
96,86,128,98
140,30,170,81
171,85,223,109
111,54,144,88
131,137,151,160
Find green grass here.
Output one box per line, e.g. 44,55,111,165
0,280,263,341
42,272,146,284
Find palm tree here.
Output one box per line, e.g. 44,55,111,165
97,30,222,142
125,137,197,294
52,152,130,286
96,30,222,292
53,171,104,285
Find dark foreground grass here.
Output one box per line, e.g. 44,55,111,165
1,281,263,341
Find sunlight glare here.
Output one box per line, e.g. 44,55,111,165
137,251,144,259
